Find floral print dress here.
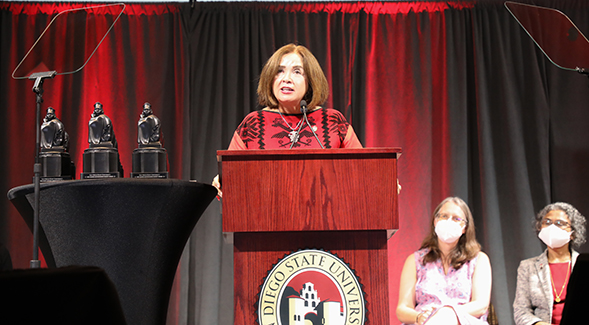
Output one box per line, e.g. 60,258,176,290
406,248,488,325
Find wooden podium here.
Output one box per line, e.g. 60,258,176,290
217,148,401,324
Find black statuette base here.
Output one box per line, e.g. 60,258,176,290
80,172,120,179
40,152,75,182
82,148,122,178
131,147,168,179
130,172,169,179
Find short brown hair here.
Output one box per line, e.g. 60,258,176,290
257,43,329,110
420,197,481,269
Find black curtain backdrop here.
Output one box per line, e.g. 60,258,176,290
2,1,589,325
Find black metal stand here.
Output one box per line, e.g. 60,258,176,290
29,71,56,268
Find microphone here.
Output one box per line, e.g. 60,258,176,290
300,99,308,114
289,100,308,149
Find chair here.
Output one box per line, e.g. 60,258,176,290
487,302,499,325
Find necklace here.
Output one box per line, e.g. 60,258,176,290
550,260,571,303
277,109,303,143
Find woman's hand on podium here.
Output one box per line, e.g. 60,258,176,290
212,175,222,200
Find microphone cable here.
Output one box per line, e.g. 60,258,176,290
289,100,325,149
301,100,324,149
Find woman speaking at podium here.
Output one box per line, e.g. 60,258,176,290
213,43,362,196
228,43,361,150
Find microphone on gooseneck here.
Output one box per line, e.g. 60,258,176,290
301,100,324,149
300,99,308,114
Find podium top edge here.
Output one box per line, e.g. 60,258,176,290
217,147,402,159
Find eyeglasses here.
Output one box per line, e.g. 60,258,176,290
541,218,571,230
435,213,466,224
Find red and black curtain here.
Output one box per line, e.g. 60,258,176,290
2,1,589,324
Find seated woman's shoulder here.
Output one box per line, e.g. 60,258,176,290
518,254,540,267
411,248,429,261
477,251,489,258
476,251,491,263
402,252,418,270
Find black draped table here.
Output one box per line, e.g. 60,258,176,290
7,178,217,325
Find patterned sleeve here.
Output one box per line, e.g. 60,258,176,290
326,109,363,148
234,113,256,140
228,131,246,150
229,112,261,150
343,125,363,148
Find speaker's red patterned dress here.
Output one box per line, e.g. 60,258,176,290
228,108,362,149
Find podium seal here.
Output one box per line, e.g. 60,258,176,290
258,249,366,325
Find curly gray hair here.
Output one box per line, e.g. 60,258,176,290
535,202,587,249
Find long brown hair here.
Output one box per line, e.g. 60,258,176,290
420,197,481,269
257,43,329,110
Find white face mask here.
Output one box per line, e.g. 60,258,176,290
538,225,572,249
435,219,465,244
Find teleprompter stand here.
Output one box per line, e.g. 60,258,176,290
11,3,125,268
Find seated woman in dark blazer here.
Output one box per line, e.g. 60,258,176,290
513,202,587,325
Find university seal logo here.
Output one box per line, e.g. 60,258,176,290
258,249,365,325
